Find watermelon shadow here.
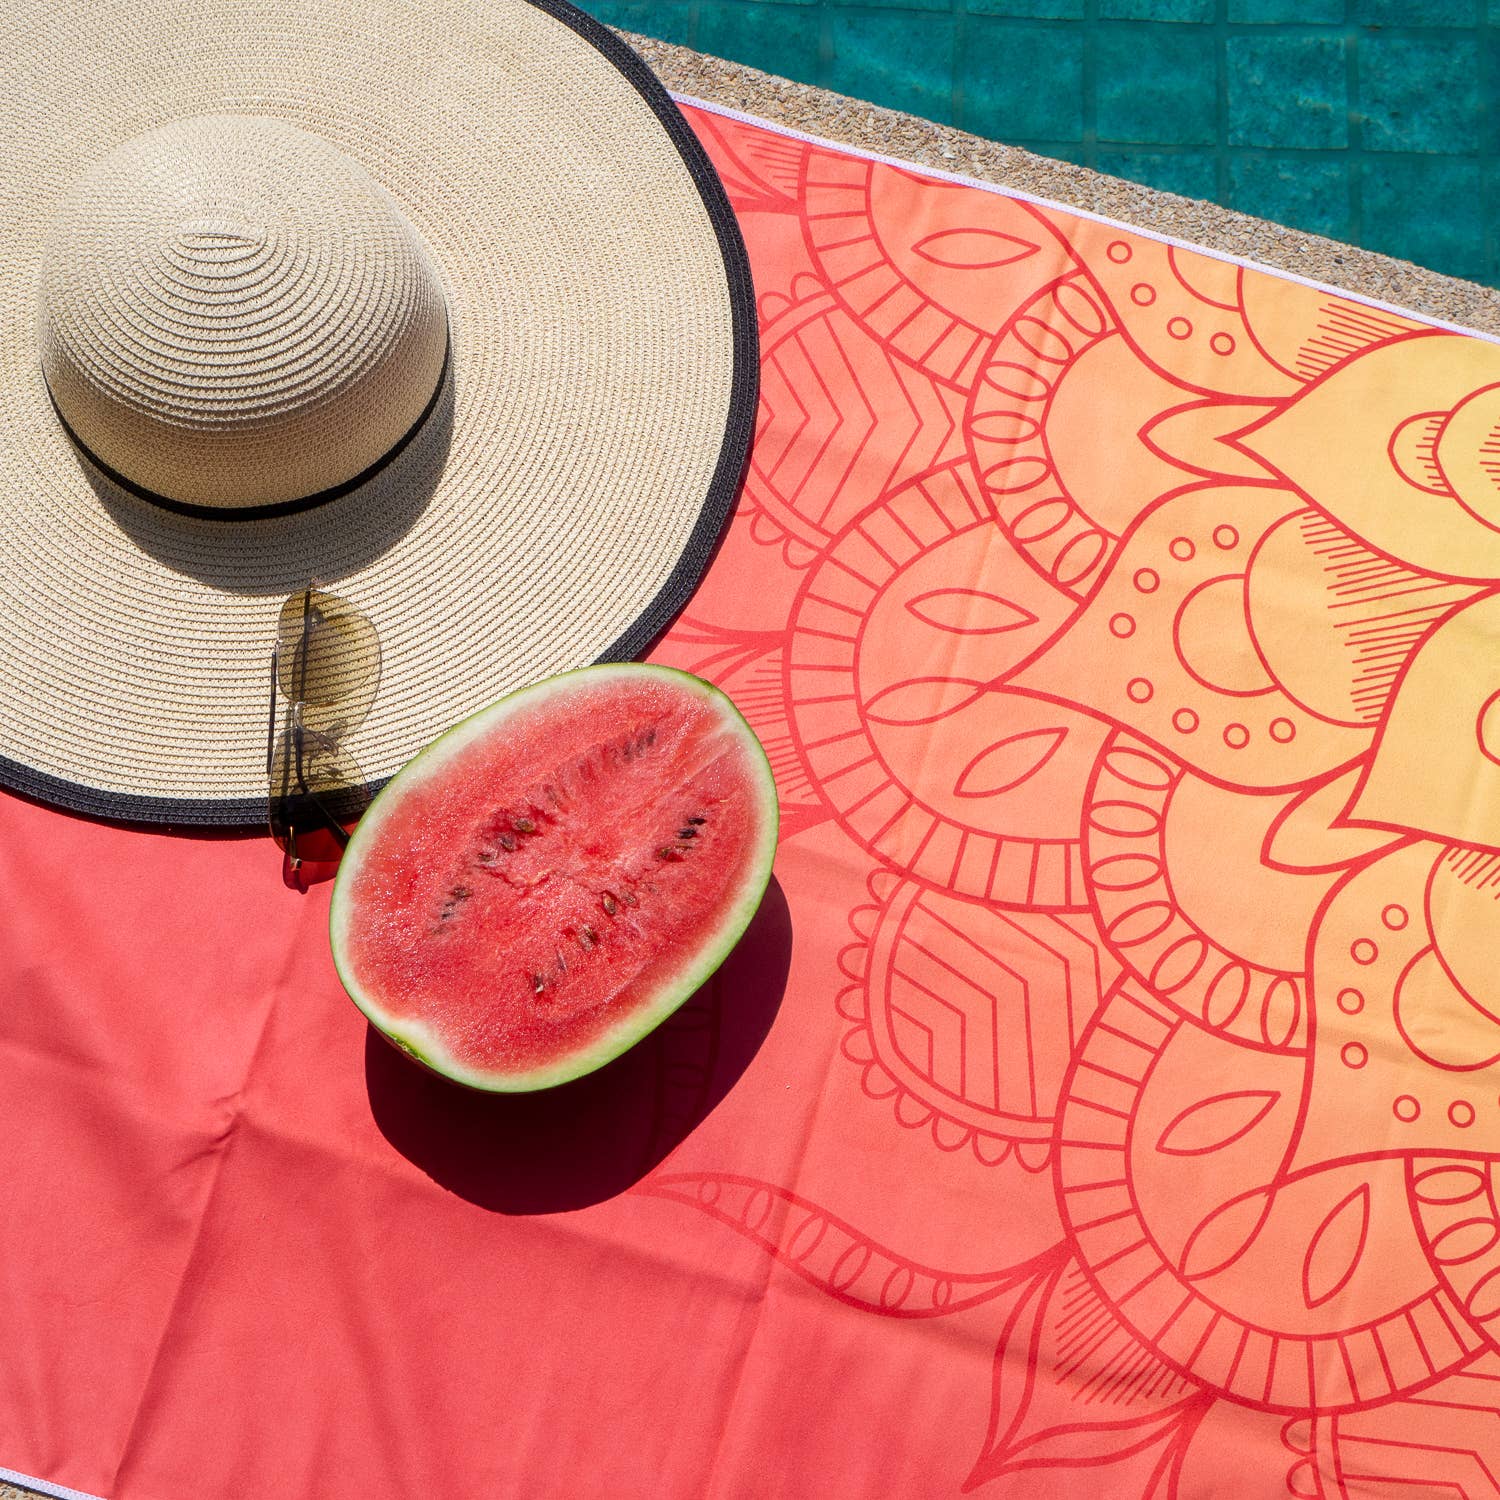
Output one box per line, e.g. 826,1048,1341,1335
364,876,792,1213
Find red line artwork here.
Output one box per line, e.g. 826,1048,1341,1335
646,104,1500,1496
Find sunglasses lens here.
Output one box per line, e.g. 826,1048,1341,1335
267,726,371,865
276,588,381,735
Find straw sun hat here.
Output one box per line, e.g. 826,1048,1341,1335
0,0,755,824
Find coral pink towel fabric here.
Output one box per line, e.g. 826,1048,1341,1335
7,99,1500,1499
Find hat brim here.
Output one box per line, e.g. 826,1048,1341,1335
0,0,757,825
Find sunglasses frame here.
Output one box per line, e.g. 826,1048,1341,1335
266,587,373,870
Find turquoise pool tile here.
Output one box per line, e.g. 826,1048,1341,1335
965,0,1083,14
1227,35,1349,149
696,3,821,76
1361,37,1482,156
829,0,949,13
1095,148,1218,198
958,20,1084,139
1362,156,1488,280
826,12,957,122
1095,27,1216,145
1355,0,1474,23
1100,0,1212,19
1228,0,1343,18
1228,154,1352,240
1488,34,1500,156
586,0,695,43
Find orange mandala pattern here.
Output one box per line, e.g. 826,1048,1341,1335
648,105,1500,1495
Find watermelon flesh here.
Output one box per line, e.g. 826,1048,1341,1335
329,665,778,1091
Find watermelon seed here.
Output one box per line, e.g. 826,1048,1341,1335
686,815,706,825
478,850,495,863
621,889,639,906
513,817,536,835
452,886,472,902
532,974,546,995
601,893,619,916
498,833,517,852
657,846,683,862
678,828,697,840
579,926,598,950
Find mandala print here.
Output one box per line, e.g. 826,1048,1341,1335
648,105,1500,1496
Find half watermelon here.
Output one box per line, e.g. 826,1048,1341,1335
329,664,778,1090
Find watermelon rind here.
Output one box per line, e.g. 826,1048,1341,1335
328,664,779,1091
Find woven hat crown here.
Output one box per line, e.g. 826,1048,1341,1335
37,114,449,510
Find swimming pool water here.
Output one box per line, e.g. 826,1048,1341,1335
581,0,1499,287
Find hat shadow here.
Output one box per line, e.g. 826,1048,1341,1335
364,876,793,1214
79,359,456,596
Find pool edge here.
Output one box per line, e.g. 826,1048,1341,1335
626,31,1500,338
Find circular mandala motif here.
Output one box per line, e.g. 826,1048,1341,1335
837,869,1117,1166
1056,983,1478,1411
1080,732,1347,1051
785,468,1107,907
968,274,1116,597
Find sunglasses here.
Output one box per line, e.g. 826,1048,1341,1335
266,586,381,870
